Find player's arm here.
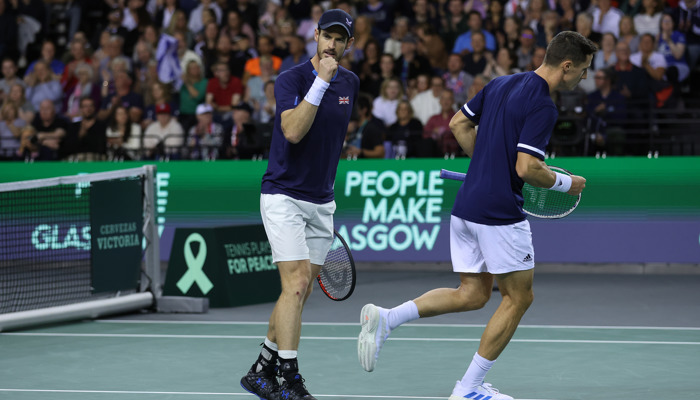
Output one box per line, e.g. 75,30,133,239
449,109,477,157
281,57,338,144
280,102,321,144
515,152,586,196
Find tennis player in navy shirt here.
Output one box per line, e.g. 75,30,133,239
358,31,596,399
241,9,358,400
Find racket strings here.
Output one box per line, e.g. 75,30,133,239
522,189,578,217
318,236,354,300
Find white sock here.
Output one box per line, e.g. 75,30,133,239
387,300,420,330
278,350,297,360
254,337,278,373
264,337,278,352
459,352,495,389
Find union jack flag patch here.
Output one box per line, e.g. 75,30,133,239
339,96,350,104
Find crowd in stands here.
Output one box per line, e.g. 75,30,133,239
0,0,698,161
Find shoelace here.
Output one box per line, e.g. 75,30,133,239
287,376,310,395
481,383,500,394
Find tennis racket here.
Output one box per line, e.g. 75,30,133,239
440,166,581,219
317,229,356,301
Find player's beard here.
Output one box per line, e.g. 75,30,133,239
317,45,343,63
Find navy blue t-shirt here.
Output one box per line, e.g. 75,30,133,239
261,60,359,204
452,71,558,225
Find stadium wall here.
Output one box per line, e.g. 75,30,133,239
1,158,698,264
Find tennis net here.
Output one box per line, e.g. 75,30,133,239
0,166,160,331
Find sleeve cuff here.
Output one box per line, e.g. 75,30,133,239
517,143,546,160
460,104,479,124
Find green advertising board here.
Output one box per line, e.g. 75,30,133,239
0,157,698,264
163,224,280,307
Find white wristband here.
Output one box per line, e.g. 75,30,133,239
550,172,572,193
303,76,330,106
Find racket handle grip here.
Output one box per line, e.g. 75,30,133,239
440,169,466,181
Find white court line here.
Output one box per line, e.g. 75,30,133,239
3,332,699,345
0,389,553,400
95,320,700,331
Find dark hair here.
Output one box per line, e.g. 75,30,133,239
471,30,486,41
213,61,230,71
500,47,518,69
599,67,615,84
79,96,95,107
357,93,373,114
258,35,274,46
42,39,56,50
109,105,133,141
363,38,380,53
380,52,395,63
543,31,598,67
467,10,482,19
646,0,664,14
227,9,243,20
640,32,656,44
416,22,436,36
659,12,675,31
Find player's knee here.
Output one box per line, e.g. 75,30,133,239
455,285,490,311
504,289,534,313
283,274,313,299
472,292,491,310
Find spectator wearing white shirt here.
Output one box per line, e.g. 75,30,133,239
630,33,667,82
410,75,443,126
106,105,142,160
372,77,403,127
143,103,185,157
592,0,623,38
634,0,663,37
384,16,410,60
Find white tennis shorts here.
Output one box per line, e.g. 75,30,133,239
260,193,335,265
450,215,535,274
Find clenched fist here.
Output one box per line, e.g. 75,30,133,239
317,57,338,83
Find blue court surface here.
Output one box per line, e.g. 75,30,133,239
2,270,699,400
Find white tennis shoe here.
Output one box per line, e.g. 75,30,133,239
357,303,391,372
448,381,514,400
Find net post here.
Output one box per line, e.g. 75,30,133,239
0,167,161,331
142,164,161,298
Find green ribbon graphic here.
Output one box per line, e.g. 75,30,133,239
176,233,214,295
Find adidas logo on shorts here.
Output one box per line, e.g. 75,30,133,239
522,254,532,262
